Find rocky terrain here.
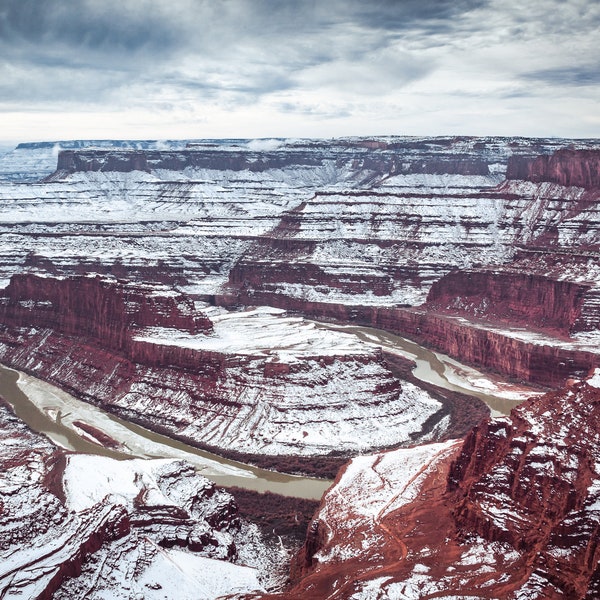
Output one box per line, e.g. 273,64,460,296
272,372,600,599
0,398,281,599
0,137,599,390
0,273,448,470
0,136,600,597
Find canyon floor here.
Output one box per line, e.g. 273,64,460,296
0,137,599,598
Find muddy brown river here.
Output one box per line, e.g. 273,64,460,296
0,365,331,499
0,322,537,500
322,323,539,416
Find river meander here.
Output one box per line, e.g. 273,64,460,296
0,365,330,500
319,323,541,416
0,321,540,500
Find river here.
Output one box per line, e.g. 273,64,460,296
0,322,539,500
318,323,540,416
0,365,330,500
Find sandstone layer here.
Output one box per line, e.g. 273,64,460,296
0,140,599,389
271,374,600,599
0,398,277,599
506,148,600,188
215,145,600,386
1,137,600,598
0,273,449,468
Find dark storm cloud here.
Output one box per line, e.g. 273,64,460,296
1,0,598,139
523,65,600,87
342,0,487,32
0,0,182,56
0,0,486,108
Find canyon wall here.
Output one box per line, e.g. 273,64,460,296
0,273,212,352
0,399,272,599
425,269,591,334
51,136,515,178
507,148,600,189
446,377,600,598
277,376,600,599
0,274,451,464
217,291,600,388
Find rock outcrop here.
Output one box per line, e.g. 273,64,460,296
0,398,269,599
1,137,600,597
0,273,212,351
447,376,600,598
425,269,591,334
0,274,449,465
507,148,600,189
273,374,600,599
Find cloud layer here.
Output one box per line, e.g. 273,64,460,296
0,0,598,141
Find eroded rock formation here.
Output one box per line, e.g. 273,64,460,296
215,146,600,386
506,148,600,189
0,274,449,467
1,272,211,350
1,137,600,597
425,269,591,334
447,378,600,597
0,399,271,599
276,374,600,599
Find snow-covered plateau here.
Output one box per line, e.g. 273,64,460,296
1,136,600,598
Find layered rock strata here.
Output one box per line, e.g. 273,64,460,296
506,148,600,189
0,399,270,599
0,274,448,464
1,272,212,349
275,374,600,599
216,293,600,388
215,146,600,386
448,375,600,598
0,137,597,303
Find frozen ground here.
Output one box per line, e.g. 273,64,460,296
4,366,330,499
136,305,368,361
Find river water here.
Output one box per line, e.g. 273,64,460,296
0,365,330,500
0,322,538,500
320,323,539,416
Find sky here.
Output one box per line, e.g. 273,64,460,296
0,0,599,144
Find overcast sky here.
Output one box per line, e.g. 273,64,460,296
0,0,599,143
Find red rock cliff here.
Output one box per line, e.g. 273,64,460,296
506,148,600,189
270,378,600,599
0,274,441,464
447,378,600,597
425,269,592,334
0,273,212,353
218,291,599,387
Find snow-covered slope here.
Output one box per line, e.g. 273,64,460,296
0,400,279,599
280,373,600,599
1,136,600,598
0,137,598,307
0,274,448,462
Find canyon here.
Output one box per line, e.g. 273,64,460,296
0,136,599,597
0,397,282,599
279,373,600,599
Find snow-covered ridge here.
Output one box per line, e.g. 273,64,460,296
285,373,600,598
0,398,277,599
136,305,369,361
4,135,599,184
0,273,447,458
